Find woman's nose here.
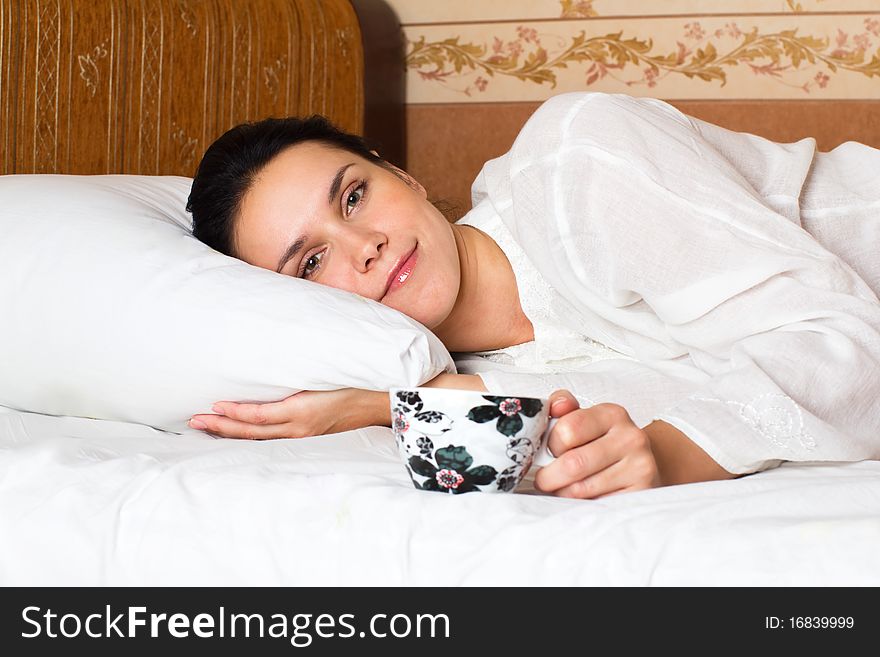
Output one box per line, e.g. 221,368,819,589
350,229,387,272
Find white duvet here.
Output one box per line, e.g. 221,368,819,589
2,404,878,586
463,92,880,477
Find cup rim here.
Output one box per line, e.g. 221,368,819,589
389,386,548,404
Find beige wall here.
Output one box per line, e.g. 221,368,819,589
384,0,880,214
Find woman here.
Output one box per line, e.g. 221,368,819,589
187,91,880,500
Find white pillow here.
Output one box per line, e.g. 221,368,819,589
0,175,455,432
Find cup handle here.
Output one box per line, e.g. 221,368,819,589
532,417,558,469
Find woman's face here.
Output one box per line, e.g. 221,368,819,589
233,141,461,329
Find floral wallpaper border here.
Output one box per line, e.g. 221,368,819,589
393,1,880,101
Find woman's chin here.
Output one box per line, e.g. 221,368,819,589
382,280,456,329
386,301,442,330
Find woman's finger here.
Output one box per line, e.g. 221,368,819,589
593,485,647,500
545,403,630,461
551,458,633,500
188,413,291,440
533,438,618,493
211,397,299,426
547,389,579,418
554,448,660,499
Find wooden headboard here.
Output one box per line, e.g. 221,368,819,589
0,0,364,176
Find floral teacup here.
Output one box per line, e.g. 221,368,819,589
390,387,556,495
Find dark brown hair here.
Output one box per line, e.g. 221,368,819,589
187,115,392,258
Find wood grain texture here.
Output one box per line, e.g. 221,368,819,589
0,0,364,176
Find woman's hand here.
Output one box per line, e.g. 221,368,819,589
188,387,391,440
534,390,661,499
186,372,487,440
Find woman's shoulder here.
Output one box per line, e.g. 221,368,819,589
516,92,606,138
475,93,646,195
530,91,688,121
515,92,692,151
497,92,699,177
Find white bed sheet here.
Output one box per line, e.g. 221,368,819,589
1,404,879,586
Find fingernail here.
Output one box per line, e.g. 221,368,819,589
189,419,207,430
550,399,566,411
212,404,224,414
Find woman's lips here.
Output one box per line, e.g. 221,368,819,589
383,245,418,299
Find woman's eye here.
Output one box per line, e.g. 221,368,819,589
301,250,325,278
345,182,366,213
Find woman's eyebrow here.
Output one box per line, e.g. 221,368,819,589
275,235,307,273
327,162,355,205
274,163,356,273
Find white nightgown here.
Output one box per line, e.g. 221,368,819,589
454,91,880,476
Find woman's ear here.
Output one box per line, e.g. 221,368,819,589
388,163,427,197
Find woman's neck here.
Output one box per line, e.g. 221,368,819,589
433,224,534,353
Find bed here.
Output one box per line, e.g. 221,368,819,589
2,0,879,587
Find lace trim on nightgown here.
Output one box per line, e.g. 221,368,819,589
456,203,634,373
